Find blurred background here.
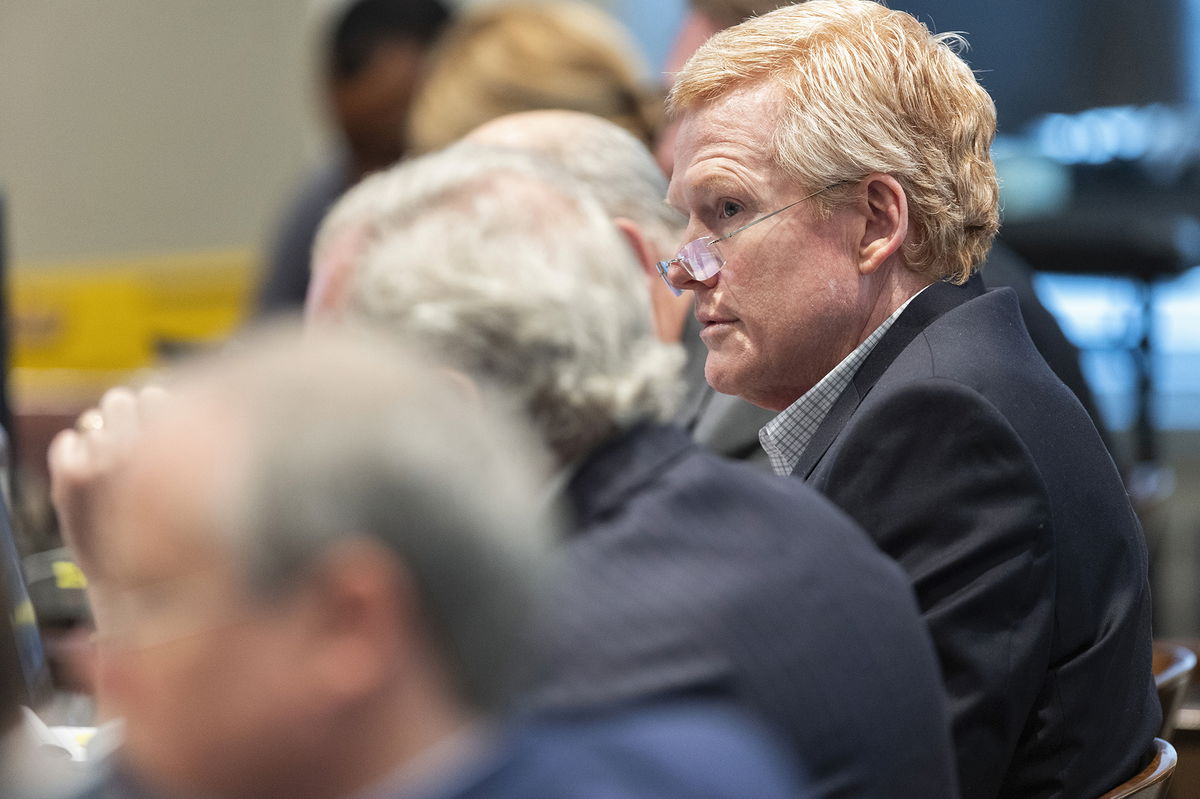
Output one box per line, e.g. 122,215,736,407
1,0,1200,759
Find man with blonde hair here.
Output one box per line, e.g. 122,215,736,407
662,1,1158,797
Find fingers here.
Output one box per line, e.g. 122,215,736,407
73,385,171,454
49,384,172,578
53,385,172,484
98,387,139,444
48,428,88,489
137,385,170,425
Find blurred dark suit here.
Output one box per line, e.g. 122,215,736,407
534,424,958,799
73,701,809,799
255,159,350,316
445,702,809,799
795,277,1158,798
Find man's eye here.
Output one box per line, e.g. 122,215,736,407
719,200,743,219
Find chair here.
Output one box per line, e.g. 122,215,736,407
1099,738,1177,799
1153,642,1197,741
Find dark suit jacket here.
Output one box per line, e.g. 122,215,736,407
676,314,776,466
794,277,1159,798
533,424,958,799
440,701,810,799
71,702,808,799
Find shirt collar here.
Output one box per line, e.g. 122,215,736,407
759,286,929,477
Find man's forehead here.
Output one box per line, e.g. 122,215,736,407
667,94,783,206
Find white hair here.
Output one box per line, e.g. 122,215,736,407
466,111,685,259
339,145,683,463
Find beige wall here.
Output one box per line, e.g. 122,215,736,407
0,0,324,264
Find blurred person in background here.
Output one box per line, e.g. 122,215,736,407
662,2,1156,795
255,0,452,315
328,144,958,799
48,331,808,799
406,1,662,155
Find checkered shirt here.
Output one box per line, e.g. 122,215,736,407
759,289,926,476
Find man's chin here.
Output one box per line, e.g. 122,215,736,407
703,356,745,399
704,358,793,411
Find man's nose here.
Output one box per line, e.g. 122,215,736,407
666,261,718,292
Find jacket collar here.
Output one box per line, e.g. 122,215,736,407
791,274,985,478
564,424,694,530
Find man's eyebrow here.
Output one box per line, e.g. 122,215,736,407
690,173,746,200
666,172,736,211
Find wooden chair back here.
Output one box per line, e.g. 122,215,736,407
1154,642,1197,740
1099,738,1177,799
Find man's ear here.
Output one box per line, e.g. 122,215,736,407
857,174,908,276
303,539,418,705
614,217,661,279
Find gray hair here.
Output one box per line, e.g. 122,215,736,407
174,328,555,715
340,145,683,464
465,110,685,259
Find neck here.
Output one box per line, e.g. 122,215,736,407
855,262,932,346
297,674,478,799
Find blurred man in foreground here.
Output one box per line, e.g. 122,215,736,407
662,2,1157,795
328,144,957,798
50,332,805,799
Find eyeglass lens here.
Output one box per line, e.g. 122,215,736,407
680,237,724,280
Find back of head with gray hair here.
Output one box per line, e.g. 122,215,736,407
466,110,685,259
167,327,554,715
340,146,683,464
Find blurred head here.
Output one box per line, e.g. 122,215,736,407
407,1,661,154
333,146,682,464
95,329,552,799
662,0,998,408
465,110,690,342
324,0,452,172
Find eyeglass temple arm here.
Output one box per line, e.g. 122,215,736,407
714,180,852,242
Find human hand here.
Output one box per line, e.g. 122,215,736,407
48,386,169,581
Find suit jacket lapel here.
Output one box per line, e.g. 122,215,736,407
791,275,985,479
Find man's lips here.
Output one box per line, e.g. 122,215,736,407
697,309,737,328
